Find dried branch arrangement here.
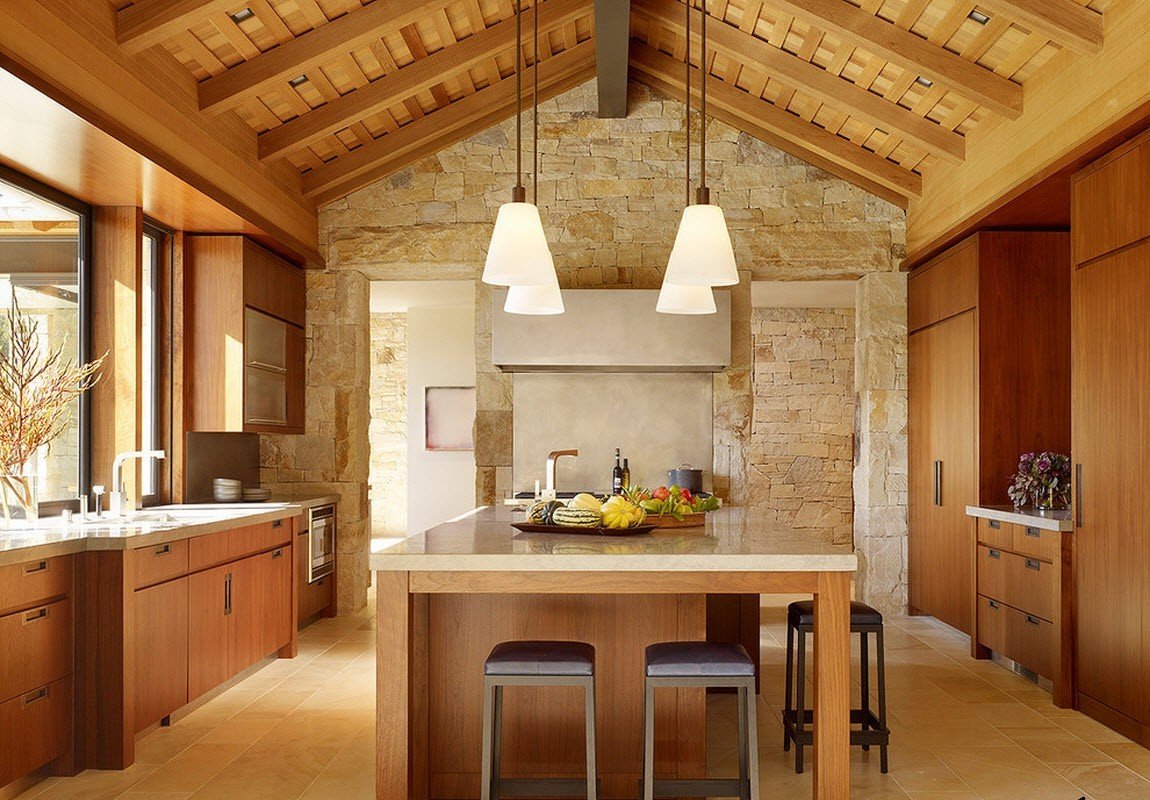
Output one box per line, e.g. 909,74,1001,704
0,298,104,519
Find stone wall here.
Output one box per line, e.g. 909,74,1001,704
368,313,407,536
749,307,855,545
295,79,906,613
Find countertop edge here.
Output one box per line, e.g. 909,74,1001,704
368,554,859,573
964,505,1074,532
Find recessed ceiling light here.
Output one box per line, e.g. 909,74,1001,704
968,9,991,24
915,76,934,88
230,8,254,23
288,74,309,87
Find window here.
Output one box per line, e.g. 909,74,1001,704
141,224,162,500
0,172,90,507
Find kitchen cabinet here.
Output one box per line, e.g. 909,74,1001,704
186,235,305,435
907,232,1070,635
134,578,188,732
297,528,333,624
1071,128,1150,743
188,564,232,701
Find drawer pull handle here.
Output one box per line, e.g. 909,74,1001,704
1026,615,1041,626
155,544,172,556
1025,558,1041,571
988,549,1001,559
272,519,283,528
272,549,283,559
933,460,943,506
1076,463,1084,527
23,607,48,625
988,599,1000,609
988,519,1001,529
1025,527,1040,538
224,573,232,615
23,560,48,574
21,687,48,707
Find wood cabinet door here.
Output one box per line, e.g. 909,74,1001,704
229,548,292,674
134,579,188,732
908,327,935,616
188,565,232,701
1072,241,1150,722
262,545,293,656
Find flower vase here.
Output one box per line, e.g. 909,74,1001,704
0,474,38,527
1033,485,1057,513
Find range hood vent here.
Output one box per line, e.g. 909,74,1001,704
493,288,731,372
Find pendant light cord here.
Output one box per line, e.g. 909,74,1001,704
514,0,523,199
699,0,707,200
533,0,539,205
685,0,691,206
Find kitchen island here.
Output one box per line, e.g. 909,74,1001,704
372,506,857,800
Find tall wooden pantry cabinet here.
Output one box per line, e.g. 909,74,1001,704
908,232,1070,635
1071,128,1150,744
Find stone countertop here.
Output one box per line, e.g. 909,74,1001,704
0,496,339,566
370,506,857,573
965,504,1074,533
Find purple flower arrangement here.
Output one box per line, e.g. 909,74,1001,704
1008,451,1072,511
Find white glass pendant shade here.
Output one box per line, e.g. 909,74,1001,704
504,272,564,315
655,282,717,315
663,204,739,287
482,201,554,286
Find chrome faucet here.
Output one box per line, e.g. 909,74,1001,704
110,450,166,518
545,449,579,492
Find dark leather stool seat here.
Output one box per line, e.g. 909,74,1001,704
484,640,595,677
645,642,755,678
787,600,883,627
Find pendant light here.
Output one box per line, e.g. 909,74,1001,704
656,282,718,314
482,0,556,290
660,0,739,294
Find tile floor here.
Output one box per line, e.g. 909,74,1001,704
16,598,1149,799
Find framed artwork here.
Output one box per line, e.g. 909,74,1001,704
425,386,476,451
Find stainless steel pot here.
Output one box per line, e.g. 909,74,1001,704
667,464,703,493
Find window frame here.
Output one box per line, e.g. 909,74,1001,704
140,221,166,505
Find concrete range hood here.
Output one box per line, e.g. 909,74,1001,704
492,288,730,372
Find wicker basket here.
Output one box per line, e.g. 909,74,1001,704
648,512,706,529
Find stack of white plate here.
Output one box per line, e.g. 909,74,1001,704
241,487,272,503
213,478,242,502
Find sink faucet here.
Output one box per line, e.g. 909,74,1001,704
545,449,579,492
109,450,166,518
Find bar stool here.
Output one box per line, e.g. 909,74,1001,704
481,640,598,800
641,642,759,800
782,600,889,773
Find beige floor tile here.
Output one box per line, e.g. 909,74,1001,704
933,745,1087,800
1053,761,1150,799
1055,714,1135,744
1096,741,1150,780
1003,726,1114,763
127,743,248,794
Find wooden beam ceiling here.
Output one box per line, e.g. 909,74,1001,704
198,0,446,114
630,42,921,206
768,0,1025,119
633,0,965,165
302,39,597,204
258,0,590,162
116,0,237,54
977,0,1104,56
594,0,631,117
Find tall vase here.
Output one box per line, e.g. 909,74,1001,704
0,473,38,527
1033,484,1055,512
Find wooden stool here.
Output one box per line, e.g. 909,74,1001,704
782,600,889,773
480,640,598,799
641,642,759,800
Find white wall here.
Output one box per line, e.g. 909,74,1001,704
405,305,477,535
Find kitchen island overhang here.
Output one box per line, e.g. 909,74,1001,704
373,507,857,800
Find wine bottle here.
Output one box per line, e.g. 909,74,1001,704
622,458,631,490
612,448,623,495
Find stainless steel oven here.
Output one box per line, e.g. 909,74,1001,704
307,503,336,583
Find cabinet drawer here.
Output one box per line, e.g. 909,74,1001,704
231,520,292,560
0,675,72,787
1008,606,1055,678
978,518,1014,551
977,546,1056,621
1012,525,1060,563
188,530,231,573
134,539,190,588
977,595,1008,654
0,598,72,704
0,556,71,615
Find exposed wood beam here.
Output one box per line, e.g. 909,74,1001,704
303,39,596,204
769,0,1023,119
594,0,631,117
259,0,590,161
634,0,965,164
117,0,237,53
631,42,920,207
977,0,1103,55
199,0,445,114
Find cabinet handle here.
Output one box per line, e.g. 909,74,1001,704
246,360,287,372
1026,614,1041,626
272,519,283,528
247,417,287,425
1025,558,1041,571
988,548,1001,559
1024,527,1040,538
224,573,232,616
23,607,48,625
23,560,48,574
154,544,172,556
988,519,1001,529
1076,463,1084,527
988,599,1000,609
21,686,48,707
933,460,943,506
272,549,283,559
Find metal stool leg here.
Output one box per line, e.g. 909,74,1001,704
783,620,794,751
642,680,655,800
737,685,749,800
745,682,761,800
481,680,496,800
584,676,597,800
492,685,504,798
860,629,871,751
877,626,889,774
794,627,807,774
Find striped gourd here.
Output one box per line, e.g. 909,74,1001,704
552,506,602,528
